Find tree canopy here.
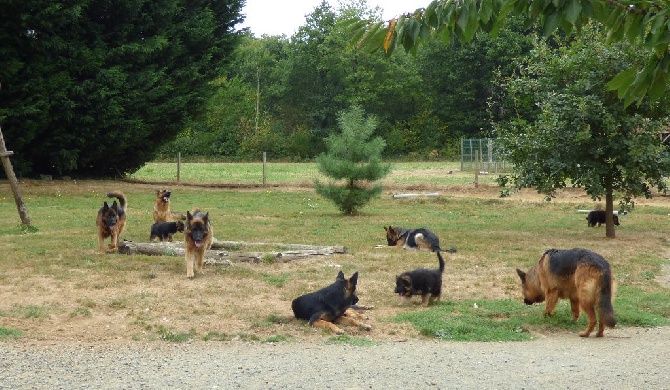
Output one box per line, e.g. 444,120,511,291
0,0,244,177
493,27,670,238
346,0,670,107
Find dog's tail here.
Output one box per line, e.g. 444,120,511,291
107,191,127,209
598,269,617,329
437,251,445,273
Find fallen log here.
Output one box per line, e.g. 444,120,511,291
117,240,346,264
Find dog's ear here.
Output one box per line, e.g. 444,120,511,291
349,272,359,286
516,269,526,283
102,201,110,209
336,270,345,281
384,226,389,232
111,201,118,210
203,212,209,224
186,211,193,221
399,275,412,286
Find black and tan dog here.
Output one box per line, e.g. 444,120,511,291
516,248,617,337
152,189,186,223
292,271,371,334
184,209,213,278
96,192,127,254
395,251,445,307
385,225,456,253
149,220,185,242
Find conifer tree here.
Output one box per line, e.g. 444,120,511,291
315,106,391,215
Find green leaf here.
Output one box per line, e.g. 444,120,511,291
565,0,582,25
606,67,637,97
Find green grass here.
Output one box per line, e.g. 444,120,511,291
0,327,23,340
129,161,496,187
394,292,670,341
0,164,669,342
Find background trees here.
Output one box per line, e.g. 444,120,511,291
493,28,670,238
0,0,244,177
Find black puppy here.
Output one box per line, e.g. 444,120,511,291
395,252,445,307
291,271,371,334
149,220,185,242
586,210,620,227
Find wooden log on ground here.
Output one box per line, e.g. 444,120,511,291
210,239,347,254
117,240,346,264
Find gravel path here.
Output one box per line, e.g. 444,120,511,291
1,326,669,389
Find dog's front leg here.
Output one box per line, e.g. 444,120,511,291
98,234,106,254
186,252,195,278
544,289,559,316
312,319,345,334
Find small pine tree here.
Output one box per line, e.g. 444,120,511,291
315,106,391,215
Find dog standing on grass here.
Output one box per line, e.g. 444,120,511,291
395,251,446,307
292,271,371,334
516,248,617,337
150,221,185,242
184,209,213,278
96,192,127,254
384,225,456,253
153,189,186,223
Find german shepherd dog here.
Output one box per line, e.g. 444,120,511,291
153,189,186,223
96,192,127,254
184,209,213,278
292,271,371,334
395,251,445,307
516,248,617,337
149,221,185,242
384,226,456,253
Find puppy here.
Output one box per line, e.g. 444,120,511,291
96,192,127,254
395,251,445,307
149,220,185,242
184,209,213,278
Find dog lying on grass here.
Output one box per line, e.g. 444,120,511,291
292,271,371,334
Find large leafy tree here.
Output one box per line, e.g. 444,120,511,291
0,0,243,177
348,0,670,107
494,28,670,238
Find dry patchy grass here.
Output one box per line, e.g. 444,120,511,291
0,175,669,343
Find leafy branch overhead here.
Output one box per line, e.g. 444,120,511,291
343,0,670,106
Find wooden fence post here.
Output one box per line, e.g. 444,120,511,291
262,152,266,186
0,127,31,226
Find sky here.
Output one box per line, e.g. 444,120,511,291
239,0,430,37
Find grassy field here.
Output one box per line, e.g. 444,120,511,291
1,162,669,344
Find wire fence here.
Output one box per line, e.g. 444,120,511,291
460,138,508,173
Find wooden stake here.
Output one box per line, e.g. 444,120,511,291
0,126,31,226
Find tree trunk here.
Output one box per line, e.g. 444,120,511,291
605,192,616,239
